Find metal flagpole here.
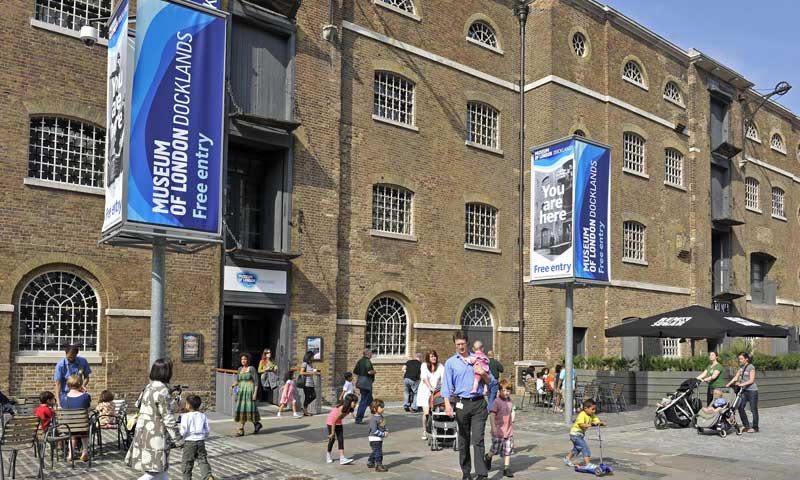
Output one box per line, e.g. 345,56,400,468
564,282,574,425
150,238,166,365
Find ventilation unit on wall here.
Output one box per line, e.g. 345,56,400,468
676,234,691,258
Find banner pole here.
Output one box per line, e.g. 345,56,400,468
150,239,166,365
564,282,574,425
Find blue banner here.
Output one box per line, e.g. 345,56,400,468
573,139,611,283
128,0,226,235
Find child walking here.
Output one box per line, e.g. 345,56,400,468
326,393,358,465
277,371,301,418
340,372,355,401
485,379,515,477
97,390,116,428
367,399,389,472
180,395,215,480
564,399,607,469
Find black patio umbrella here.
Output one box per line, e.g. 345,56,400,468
605,305,789,339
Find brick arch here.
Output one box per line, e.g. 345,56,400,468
23,99,105,128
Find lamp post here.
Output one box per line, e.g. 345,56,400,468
739,81,791,168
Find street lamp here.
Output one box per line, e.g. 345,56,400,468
739,81,792,168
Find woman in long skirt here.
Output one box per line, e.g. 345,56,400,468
230,353,262,436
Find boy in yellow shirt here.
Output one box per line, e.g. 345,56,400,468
563,399,606,468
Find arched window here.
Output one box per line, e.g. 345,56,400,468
574,129,586,137
622,221,646,262
465,203,498,249
366,296,408,356
770,133,785,153
572,32,587,57
379,0,415,14
745,177,760,211
18,271,99,352
745,123,760,142
622,60,645,87
663,81,682,105
34,0,111,32
461,301,493,327
467,21,499,50
374,71,415,126
466,101,500,149
28,116,106,188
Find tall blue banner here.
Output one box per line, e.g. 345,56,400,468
530,137,611,285
128,0,226,236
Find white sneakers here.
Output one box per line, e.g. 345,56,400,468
326,454,334,464
339,457,354,465
276,412,281,417
293,412,303,418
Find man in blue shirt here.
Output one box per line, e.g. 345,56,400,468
54,345,91,407
443,331,492,480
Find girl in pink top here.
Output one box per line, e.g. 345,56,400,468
277,371,301,418
326,393,358,465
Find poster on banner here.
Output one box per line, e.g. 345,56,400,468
530,136,611,285
127,0,227,238
102,0,132,233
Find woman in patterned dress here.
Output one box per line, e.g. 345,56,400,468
230,352,263,436
125,358,183,480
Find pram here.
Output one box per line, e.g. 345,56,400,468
693,388,745,437
654,378,702,429
426,393,459,451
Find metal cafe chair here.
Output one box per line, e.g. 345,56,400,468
0,415,43,480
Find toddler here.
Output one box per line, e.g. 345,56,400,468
367,399,388,472
465,340,490,395
340,372,354,401
485,379,515,477
701,388,729,414
277,371,301,418
97,390,116,428
180,395,215,480
564,399,607,469
33,391,56,433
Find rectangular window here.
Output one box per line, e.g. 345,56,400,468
28,117,105,188
465,203,498,248
35,0,111,32
622,221,646,263
467,102,500,150
623,132,646,175
745,178,760,211
373,72,415,126
664,148,683,187
772,188,785,218
372,185,413,235
660,338,681,358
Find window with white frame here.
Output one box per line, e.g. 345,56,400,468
28,116,105,188
660,338,681,358
17,271,99,352
745,123,759,142
373,71,415,126
372,184,413,235
770,133,785,153
772,187,785,218
622,221,646,262
663,81,682,105
622,60,645,86
461,301,493,327
664,148,683,187
572,32,587,57
366,296,408,356
745,177,760,211
467,102,500,150
465,203,498,249
623,132,646,175
35,0,111,32
379,0,415,14
467,22,498,49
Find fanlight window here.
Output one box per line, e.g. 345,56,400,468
623,61,645,86
468,22,498,49
379,0,415,14
771,133,785,152
461,301,493,327
572,32,587,57
663,82,682,104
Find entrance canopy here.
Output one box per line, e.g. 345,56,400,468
605,305,789,339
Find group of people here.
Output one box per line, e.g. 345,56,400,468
696,350,760,432
522,364,576,412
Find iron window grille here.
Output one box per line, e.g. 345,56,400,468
770,133,785,152
622,221,646,262
660,338,681,358
468,22,498,49
18,271,99,352
35,0,111,32
28,116,105,188
379,0,415,14
372,184,413,235
623,132,646,175
745,123,760,142
366,296,408,356
772,187,785,218
745,177,760,211
461,302,492,327
374,71,415,126
664,148,683,187
572,32,587,57
465,203,498,248
467,102,500,149
663,81,682,105
622,61,645,86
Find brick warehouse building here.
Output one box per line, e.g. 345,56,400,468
2,0,799,404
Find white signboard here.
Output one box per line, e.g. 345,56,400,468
224,266,286,294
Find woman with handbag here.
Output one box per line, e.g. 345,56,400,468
298,351,318,416
416,350,444,440
258,348,279,404
229,353,263,436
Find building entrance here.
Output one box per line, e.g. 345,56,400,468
222,307,284,371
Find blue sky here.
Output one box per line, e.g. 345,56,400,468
602,0,799,115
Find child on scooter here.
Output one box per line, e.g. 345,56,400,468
564,399,607,469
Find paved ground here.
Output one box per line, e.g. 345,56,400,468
4,400,796,479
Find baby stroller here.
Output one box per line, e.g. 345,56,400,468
654,378,702,429
426,393,458,451
693,388,745,437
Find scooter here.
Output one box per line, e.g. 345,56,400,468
574,424,614,477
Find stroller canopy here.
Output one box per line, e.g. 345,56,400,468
605,305,789,339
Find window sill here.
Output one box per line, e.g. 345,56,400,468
664,181,687,192
371,356,410,364
745,206,762,214
622,258,649,266
662,96,686,109
465,141,503,156
15,352,103,365
622,76,648,91
772,214,787,222
747,137,761,144
466,37,504,55
771,147,787,155
370,229,418,242
622,168,649,180
24,177,104,196
372,115,419,132
373,1,421,21
464,244,502,254
30,18,109,47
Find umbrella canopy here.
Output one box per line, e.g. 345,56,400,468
605,305,789,339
